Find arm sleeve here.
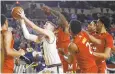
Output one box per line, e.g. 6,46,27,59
21,23,38,42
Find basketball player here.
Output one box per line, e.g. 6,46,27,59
41,5,77,73
86,18,114,73
1,14,25,73
66,20,98,73
91,16,114,73
17,10,63,73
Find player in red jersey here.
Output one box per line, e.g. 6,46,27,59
91,16,114,73
1,14,25,73
86,17,114,73
65,20,98,73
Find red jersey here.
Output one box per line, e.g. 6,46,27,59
93,32,114,63
56,27,77,73
91,32,114,73
56,27,70,53
3,38,14,73
73,31,96,69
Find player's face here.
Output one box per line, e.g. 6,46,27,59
97,19,103,32
44,21,54,31
88,22,96,32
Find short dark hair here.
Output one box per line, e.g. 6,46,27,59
70,20,81,35
1,14,7,26
90,20,97,25
98,15,110,30
92,20,97,24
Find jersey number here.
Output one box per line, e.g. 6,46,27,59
86,42,93,54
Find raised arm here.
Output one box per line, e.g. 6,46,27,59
41,6,69,33
17,10,51,38
83,29,101,44
19,19,40,43
4,31,25,57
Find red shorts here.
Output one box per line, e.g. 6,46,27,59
59,53,77,73
3,67,14,73
97,61,106,73
2,60,14,73
81,65,98,73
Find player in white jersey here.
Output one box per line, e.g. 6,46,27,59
17,10,63,73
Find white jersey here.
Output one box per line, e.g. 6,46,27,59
41,30,61,66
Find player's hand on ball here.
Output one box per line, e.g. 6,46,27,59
11,7,24,20
17,10,25,19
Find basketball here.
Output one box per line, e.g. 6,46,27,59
11,6,24,20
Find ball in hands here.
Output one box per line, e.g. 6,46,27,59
11,6,24,20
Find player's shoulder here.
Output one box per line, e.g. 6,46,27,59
105,32,113,39
47,30,55,39
80,31,89,38
80,31,87,35
69,42,77,49
47,30,54,35
4,30,12,34
73,34,82,43
57,27,63,33
3,30,12,37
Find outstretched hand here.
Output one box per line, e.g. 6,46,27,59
41,6,51,15
41,5,49,11
16,10,25,25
